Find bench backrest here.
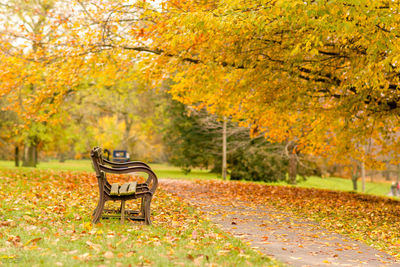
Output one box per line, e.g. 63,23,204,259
90,146,104,178
90,147,158,194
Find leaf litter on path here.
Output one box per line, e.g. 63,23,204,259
160,179,400,267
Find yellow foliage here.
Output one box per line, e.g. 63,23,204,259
2,0,400,166
92,116,125,151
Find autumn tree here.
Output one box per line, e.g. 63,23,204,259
3,0,400,172
34,52,167,162
84,0,400,167
0,0,90,166
0,99,21,164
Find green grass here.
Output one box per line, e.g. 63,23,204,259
150,163,221,180
265,176,391,197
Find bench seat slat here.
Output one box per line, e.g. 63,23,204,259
110,183,119,196
119,182,137,196
127,182,137,195
110,182,137,196
119,183,130,195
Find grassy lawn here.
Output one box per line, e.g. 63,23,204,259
0,167,280,266
266,176,391,197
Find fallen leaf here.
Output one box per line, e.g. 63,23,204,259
0,255,17,259
24,237,42,246
104,251,114,259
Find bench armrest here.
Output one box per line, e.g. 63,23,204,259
102,158,151,169
99,164,158,194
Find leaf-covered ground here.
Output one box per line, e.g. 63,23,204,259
0,168,280,266
2,167,400,266
162,179,400,259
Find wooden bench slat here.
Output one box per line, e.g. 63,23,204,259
110,182,137,196
119,183,130,196
127,182,137,194
110,183,119,196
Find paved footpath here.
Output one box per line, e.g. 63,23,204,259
160,179,400,267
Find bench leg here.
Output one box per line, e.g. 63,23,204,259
92,206,97,216
144,195,152,225
140,197,145,217
120,200,125,224
92,201,100,216
92,199,105,224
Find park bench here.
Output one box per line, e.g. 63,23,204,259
90,147,158,224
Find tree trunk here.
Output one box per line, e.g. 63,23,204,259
15,146,19,167
352,176,358,191
361,161,366,193
384,162,391,181
222,118,227,180
35,146,38,166
122,115,133,151
59,153,65,163
351,161,359,191
22,144,37,167
384,170,390,181
397,165,400,184
288,142,297,184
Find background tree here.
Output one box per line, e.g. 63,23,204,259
162,99,220,173
163,95,319,182
1,0,399,182
34,56,167,162
0,0,88,166
86,0,400,168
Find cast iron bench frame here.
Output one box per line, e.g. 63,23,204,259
91,147,158,224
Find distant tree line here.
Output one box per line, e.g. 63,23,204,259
162,98,320,183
